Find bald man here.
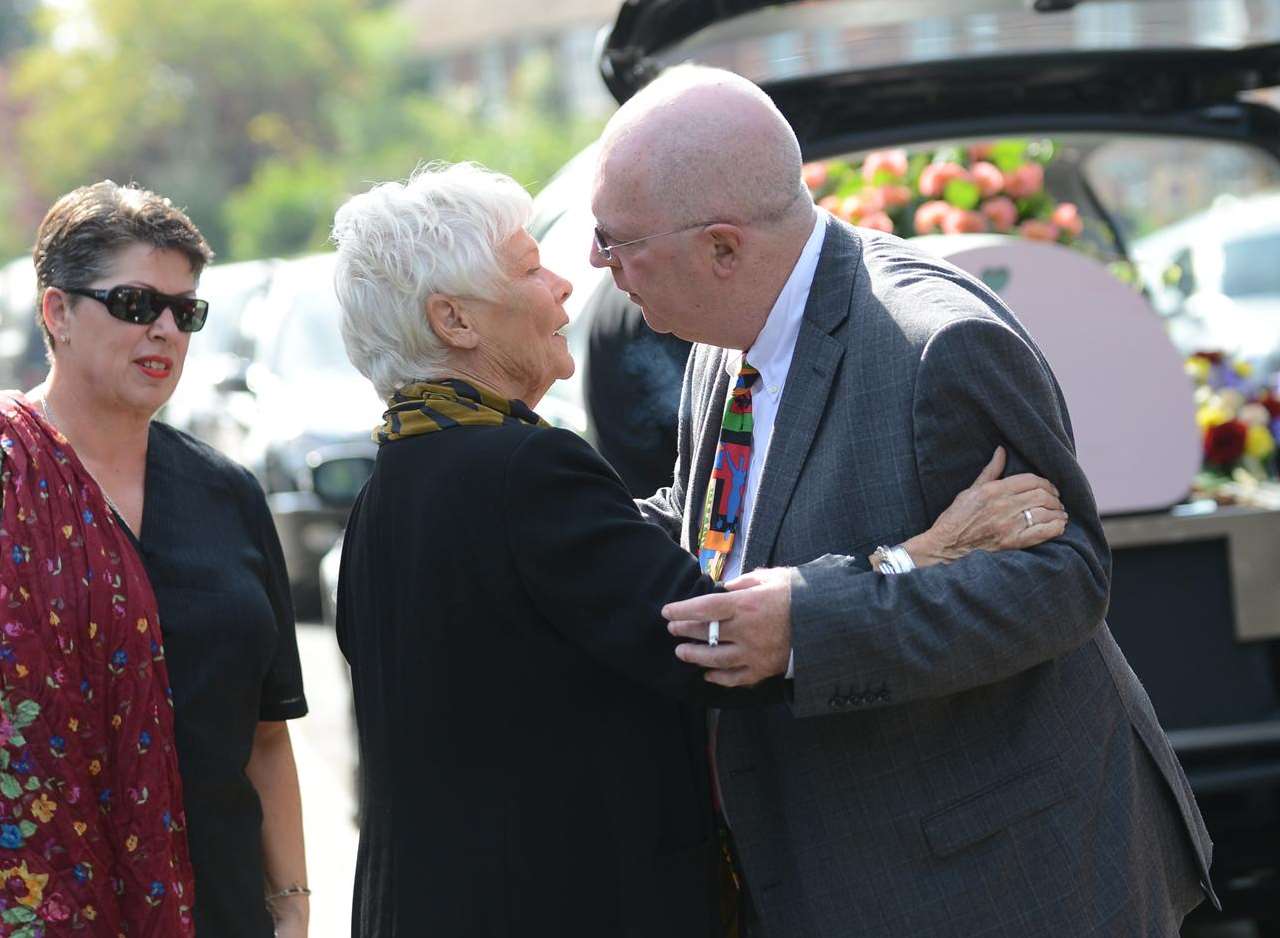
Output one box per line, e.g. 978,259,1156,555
590,66,1213,937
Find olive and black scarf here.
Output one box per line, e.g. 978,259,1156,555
374,379,549,444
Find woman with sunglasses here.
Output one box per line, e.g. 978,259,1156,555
1,180,309,936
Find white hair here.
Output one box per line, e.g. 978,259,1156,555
331,162,533,400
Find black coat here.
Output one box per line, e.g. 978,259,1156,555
337,420,724,938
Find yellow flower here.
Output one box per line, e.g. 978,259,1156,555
48,611,60,627
73,821,87,836
67,717,78,733
88,759,101,776
1196,404,1231,430
1185,357,1211,383
136,618,148,633
0,861,49,908
88,622,98,640
125,834,138,853
1235,360,1254,378
111,714,122,730
14,664,27,679
1246,424,1276,460
62,525,73,539
31,794,57,823
83,906,96,921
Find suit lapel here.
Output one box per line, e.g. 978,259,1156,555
742,217,861,571
684,346,732,551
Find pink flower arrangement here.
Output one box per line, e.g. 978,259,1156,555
804,138,1083,246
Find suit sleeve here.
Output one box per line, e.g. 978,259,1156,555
787,316,1111,717
504,427,720,702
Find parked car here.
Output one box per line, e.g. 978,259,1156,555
161,257,279,452
159,253,380,616
520,0,1280,930
0,256,46,393
1132,191,1280,375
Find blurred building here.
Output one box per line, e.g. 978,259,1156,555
401,0,617,116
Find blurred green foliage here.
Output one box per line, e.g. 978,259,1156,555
1,0,604,261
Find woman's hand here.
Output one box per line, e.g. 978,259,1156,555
900,446,1067,569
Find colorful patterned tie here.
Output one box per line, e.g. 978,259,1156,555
698,360,759,582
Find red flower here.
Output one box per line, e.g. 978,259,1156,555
1258,390,1280,420
1205,420,1248,466
1190,350,1225,364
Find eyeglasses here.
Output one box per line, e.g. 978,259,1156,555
593,221,715,263
58,285,209,333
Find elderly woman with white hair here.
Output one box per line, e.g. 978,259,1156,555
330,163,1064,938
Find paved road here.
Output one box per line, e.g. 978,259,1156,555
292,622,359,938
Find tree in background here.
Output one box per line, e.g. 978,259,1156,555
7,0,605,261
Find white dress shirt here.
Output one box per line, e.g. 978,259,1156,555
722,209,827,584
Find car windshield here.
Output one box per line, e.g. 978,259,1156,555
271,286,354,381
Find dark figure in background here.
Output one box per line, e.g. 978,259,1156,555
583,274,691,496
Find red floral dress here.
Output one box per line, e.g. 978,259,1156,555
0,394,195,936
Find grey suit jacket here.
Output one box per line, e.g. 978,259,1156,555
639,214,1215,937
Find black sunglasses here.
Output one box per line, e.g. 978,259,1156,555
58,285,209,333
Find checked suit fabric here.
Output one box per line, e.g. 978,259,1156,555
697,360,759,582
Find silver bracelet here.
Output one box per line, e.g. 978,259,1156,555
266,883,311,901
872,545,916,575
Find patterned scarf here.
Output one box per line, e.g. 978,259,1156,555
0,392,195,936
374,379,549,444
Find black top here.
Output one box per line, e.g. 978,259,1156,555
338,421,745,938
583,278,692,497
121,421,308,937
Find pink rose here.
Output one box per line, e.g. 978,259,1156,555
879,185,913,208
856,189,885,214
913,200,951,235
970,161,1004,198
942,208,988,235
980,197,1018,232
1051,201,1083,238
968,142,995,162
1019,219,1061,242
802,162,828,192
858,211,895,233
862,149,909,182
918,162,969,198
1004,162,1045,199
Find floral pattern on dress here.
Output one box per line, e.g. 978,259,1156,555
0,394,194,937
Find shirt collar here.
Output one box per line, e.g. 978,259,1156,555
726,209,827,385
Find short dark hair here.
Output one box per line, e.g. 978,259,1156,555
32,180,214,351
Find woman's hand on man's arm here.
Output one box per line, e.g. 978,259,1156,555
895,445,1067,570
